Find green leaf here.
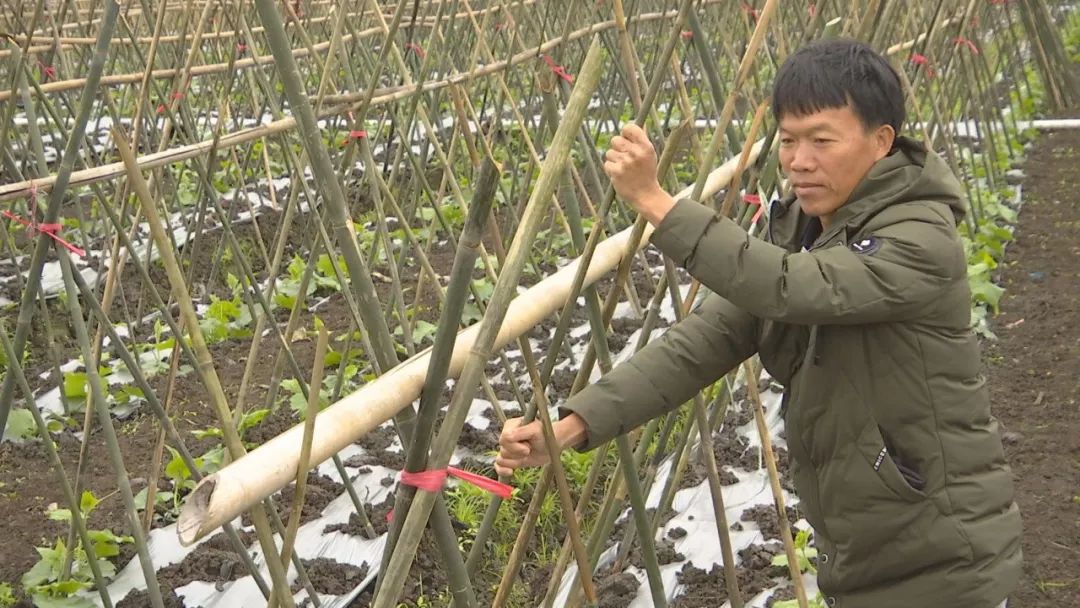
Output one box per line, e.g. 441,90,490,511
199,446,226,475
969,277,1005,313
79,490,100,515
191,427,223,440
47,508,73,523
3,408,38,440
0,582,16,608
63,372,88,400
164,446,193,483
28,589,95,608
239,409,270,433
411,320,438,344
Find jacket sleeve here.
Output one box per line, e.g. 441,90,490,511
559,292,758,451
651,199,966,325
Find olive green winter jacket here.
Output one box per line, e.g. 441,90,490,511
561,137,1022,608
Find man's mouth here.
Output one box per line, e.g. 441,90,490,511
794,183,825,195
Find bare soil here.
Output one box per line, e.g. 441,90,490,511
985,127,1080,608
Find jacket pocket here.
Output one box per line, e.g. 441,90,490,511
817,421,973,594
856,422,926,503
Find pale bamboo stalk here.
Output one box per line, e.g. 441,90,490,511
744,357,810,608
368,37,605,608
112,126,298,608
268,325,329,608
0,0,119,442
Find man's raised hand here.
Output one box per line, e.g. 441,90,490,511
603,124,676,225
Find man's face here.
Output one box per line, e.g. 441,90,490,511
778,105,894,224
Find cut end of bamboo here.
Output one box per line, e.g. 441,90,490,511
177,476,217,546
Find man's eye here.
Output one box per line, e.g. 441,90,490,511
780,138,794,145
814,138,832,144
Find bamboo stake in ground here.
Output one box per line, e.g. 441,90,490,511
268,324,329,608
112,126,297,608
377,157,500,602
369,37,605,608
0,0,118,442
174,140,759,545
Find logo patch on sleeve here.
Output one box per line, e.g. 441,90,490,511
849,236,881,255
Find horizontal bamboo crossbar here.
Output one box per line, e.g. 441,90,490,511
0,6,704,203
175,139,766,545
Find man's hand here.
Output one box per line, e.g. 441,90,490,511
495,413,587,477
603,124,676,225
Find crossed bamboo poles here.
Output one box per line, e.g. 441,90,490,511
1,1,1076,607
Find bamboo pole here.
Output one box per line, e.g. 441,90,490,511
267,325,329,608
0,4,719,205
0,0,119,444
112,126,298,608
175,131,759,545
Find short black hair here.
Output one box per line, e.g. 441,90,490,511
772,39,905,134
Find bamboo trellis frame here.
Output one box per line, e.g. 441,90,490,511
1,1,1075,607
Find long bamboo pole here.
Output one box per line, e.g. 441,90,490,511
0,4,717,205
368,36,606,608
0,0,119,443
175,134,760,545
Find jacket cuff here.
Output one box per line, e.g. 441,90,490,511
652,198,721,263
557,360,660,452
651,198,748,281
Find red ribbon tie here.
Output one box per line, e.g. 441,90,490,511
3,210,86,257
542,55,574,84
953,36,979,54
910,53,936,78
405,42,426,59
387,466,515,521
342,130,367,147
743,194,765,225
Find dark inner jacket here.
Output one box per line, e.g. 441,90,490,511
560,137,1022,608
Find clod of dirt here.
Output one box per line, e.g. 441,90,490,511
672,561,774,607
290,557,369,596
766,584,798,607
355,425,398,452
738,541,784,572
713,424,761,472
596,571,641,608
458,423,499,453
739,505,799,541
323,503,386,540
347,449,406,471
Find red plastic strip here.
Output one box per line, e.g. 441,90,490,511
910,53,936,78
743,194,765,225
2,210,86,257
39,62,56,81
541,55,574,84
398,466,514,500
953,36,979,54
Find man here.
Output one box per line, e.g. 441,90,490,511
495,39,1021,607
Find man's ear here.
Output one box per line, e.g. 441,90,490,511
873,124,896,160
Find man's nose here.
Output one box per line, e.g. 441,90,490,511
788,143,816,172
